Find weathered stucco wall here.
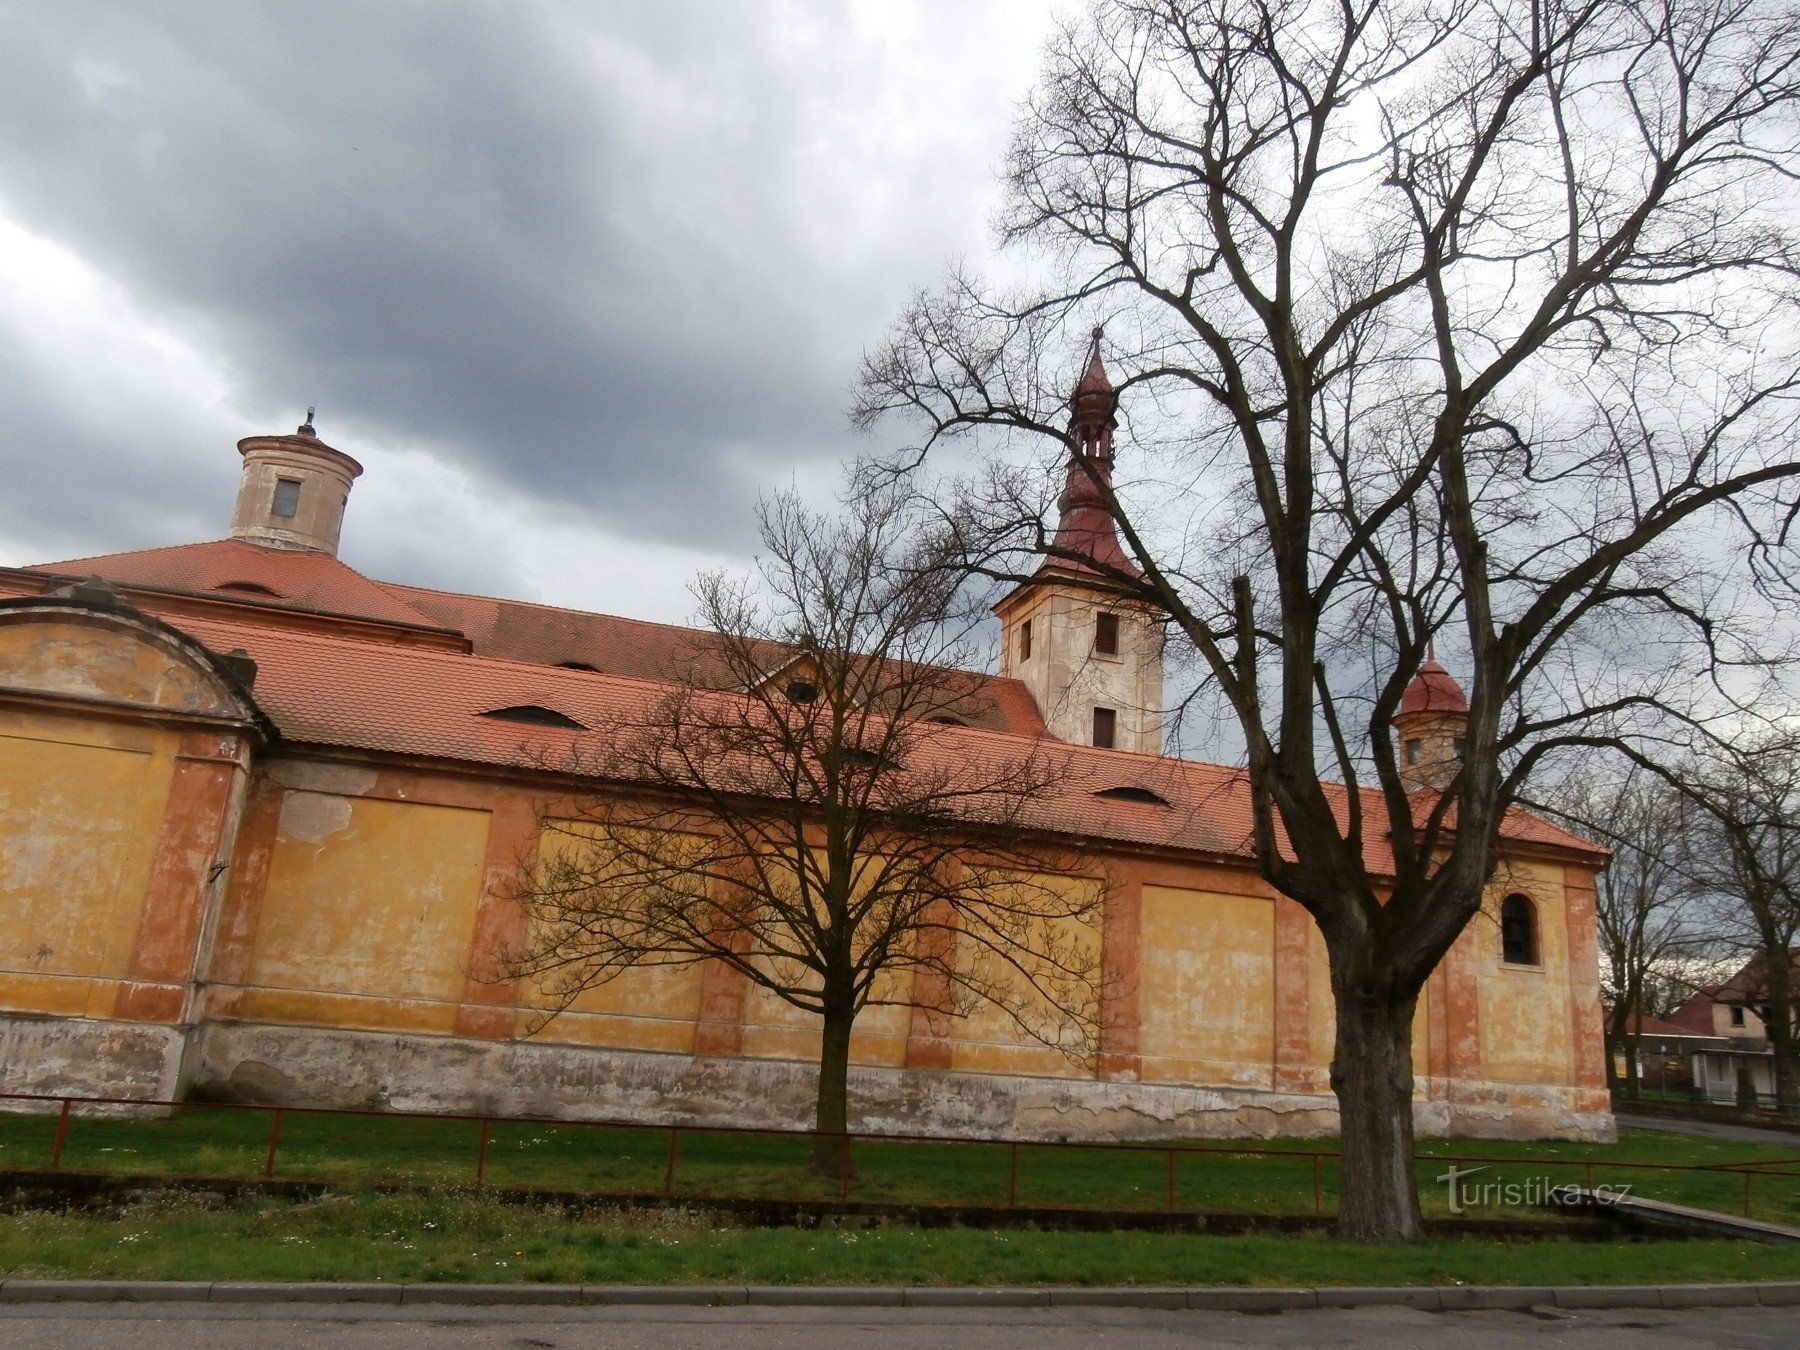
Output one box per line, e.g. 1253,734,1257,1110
230,791,491,1034
0,714,174,1018
1138,887,1274,1088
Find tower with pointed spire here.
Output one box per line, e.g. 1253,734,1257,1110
993,331,1165,753
1392,649,1469,791
228,413,363,556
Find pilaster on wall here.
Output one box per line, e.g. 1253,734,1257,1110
1562,867,1611,1112
114,729,250,1025
1096,877,1142,1081
1271,896,1314,1093
693,867,754,1058
1441,920,1483,1093
198,770,286,1023
903,899,958,1072
454,795,541,1040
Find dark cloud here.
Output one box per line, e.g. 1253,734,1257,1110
0,2,1038,583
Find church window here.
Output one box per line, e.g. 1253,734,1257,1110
1020,620,1033,660
1500,893,1538,966
480,705,587,729
271,478,301,519
1454,737,1467,760
1404,739,1421,765
1731,1006,1747,1027
1096,612,1120,655
1093,707,1117,749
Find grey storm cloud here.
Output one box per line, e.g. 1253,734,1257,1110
0,2,1038,579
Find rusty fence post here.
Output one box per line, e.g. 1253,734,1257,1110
1584,1160,1594,1193
663,1127,679,1196
1165,1149,1177,1210
475,1118,491,1186
263,1108,284,1178
1007,1141,1019,1207
49,1098,71,1169
1312,1153,1323,1216
839,1134,852,1201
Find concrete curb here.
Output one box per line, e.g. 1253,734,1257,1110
1,1280,1797,1310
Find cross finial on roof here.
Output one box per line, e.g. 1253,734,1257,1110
1090,325,1104,357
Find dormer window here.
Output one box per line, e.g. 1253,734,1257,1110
1095,613,1120,656
1731,1006,1746,1027
215,581,280,597
480,705,586,729
271,478,301,519
784,679,818,704
1094,785,1168,806
1092,707,1117,749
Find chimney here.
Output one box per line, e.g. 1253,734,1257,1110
228,415,363,555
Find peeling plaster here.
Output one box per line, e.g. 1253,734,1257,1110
276,791,353,844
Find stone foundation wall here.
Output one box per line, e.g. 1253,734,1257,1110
189,1021,1613,1143
0,1013,189,1105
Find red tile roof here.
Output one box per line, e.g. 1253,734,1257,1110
26,539,453,634
5,537,1597,869
126,608,1591,870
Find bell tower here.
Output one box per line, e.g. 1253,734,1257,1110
994,332,1164,754
228,412,363,556
1392,650,1469,791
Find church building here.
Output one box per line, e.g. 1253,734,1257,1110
0,361,1611,1142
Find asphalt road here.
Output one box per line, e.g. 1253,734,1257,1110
1,1303,1798,1349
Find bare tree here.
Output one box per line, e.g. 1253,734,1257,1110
1537,767,1704,1099
503,483,1103,1169
856,0,1800,1237
1684,733,1800,1112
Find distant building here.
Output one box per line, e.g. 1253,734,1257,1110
0,357,1612,1141
1671,953,1797,1105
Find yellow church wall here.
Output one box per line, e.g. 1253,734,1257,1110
1137,886,1274,1088
0,710,177,1019
949,873,1103,1080
509,819,709,1056
737,961,912,1068
235,791,491,1035
1476,861,1573,1085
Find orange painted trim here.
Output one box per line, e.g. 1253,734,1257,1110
1442,923,1482,1085
111,981,186,1024
199,770,286,1018
904,899,959,1072
1562,867,1609,1092
454,792,540,1039
1271,896,1312,1092
1096,877,1141,1081
118,729,243,1021
693,869,753,1058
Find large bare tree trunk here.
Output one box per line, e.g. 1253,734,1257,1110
1330,978,1424,1242
813,1006,854,1176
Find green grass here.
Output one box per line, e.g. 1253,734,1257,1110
2,1189,1800,1287
2,1106,1795,1227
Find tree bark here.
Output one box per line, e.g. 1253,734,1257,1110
1330,980,1424,1242
813,1006,855,1176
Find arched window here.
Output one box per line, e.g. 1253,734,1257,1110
1500,893,1538,966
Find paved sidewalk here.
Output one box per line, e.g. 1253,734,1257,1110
1615,1111,1800,1147
2,1280,1798,1311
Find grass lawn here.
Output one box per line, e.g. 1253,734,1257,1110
1,1106,1795,1227
3,1189,1800,1287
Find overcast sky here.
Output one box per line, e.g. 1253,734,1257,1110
0,1,1061,622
